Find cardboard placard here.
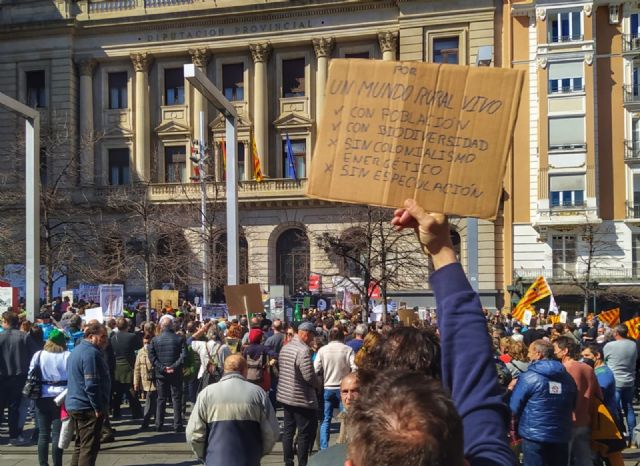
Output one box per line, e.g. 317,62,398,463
560,311,568,324
224,284,263,317
522,309,533,326
150,290,179,312
306,60,525,219
398,309,418,325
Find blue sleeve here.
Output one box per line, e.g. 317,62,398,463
82,352,102,411
509,375,531,418
431,263,515,466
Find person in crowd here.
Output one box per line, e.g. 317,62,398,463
265,319,285,354
66,322,111,466
277,321,321,466
284,326,295,345
501,338,529,380
581,343,621,429
186,354,279,466
0,311,34,446
31,328,70,466
553,335,601,466
148,315,188,432
353,331,380,368
133,331,157,430
604,324,638,442
522,318,544,348
190,321,230,391
313,325,356,450
242,327,277,391
109,317,142,419
510,339,577,466
65,315,85,351
37,311,55,341
345,324,366,353
225,322,243,354
511,324,524,343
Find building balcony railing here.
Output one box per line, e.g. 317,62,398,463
623,85,640,104
623,34,640,54
626,201,640,220
94,178,308,203
625,140,640,161
514,267,640,283
547,33,584,44
87,0,194,13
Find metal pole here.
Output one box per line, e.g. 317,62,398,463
226,115,239,286
199,111,208,305
467,218,479,292
25,116,40,322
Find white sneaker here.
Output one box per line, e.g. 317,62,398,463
8,435,30,446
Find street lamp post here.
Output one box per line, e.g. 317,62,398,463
0,92,40,322
184,64,240,287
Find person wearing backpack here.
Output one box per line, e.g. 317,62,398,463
242,328,278,392
190,322,231,392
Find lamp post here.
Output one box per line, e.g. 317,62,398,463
0,92,40,322
184,64,240,287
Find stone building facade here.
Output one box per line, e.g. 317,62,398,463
0,0,504,308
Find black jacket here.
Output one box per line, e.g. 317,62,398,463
110,331,142,367
0,328,33,377
148,329,187,379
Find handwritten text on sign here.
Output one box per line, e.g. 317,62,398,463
306,60,524,219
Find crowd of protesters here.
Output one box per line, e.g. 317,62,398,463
0,200,638,466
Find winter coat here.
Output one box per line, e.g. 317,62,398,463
148,329,187,380
133,345,156,393
276,335,320,409
509,359,577,443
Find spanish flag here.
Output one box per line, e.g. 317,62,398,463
512,276,551,323
624,316,640,340
251,135,264,182
598,308,620,327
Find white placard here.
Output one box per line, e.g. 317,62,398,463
522,309,533,326
84,307,104,323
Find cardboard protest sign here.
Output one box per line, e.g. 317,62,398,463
522,309,533,326
307,60,524,219
398,309,418,325
224,284,264,317
150,289,179,311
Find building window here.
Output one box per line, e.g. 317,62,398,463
632,14,640,38
282,138,306,178
164,68,184,105
632,173,640,217
549,117,585,150
108,72,128,109
282,58,305,98
345,51,370,59
548,62,583,93
633,234,640,277
432,37,460,64
276,228,310,294
552,235,577,276
222,63,244,102
26,70,46,108
108,148,130,185
165,146,186,183
238,142,246,181
549,11,582,43
549,174,585,207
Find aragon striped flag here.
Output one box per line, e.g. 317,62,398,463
624,316,640,340
597,308,620,327
512,276,551,323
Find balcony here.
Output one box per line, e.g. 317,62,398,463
87,0,194,13
625,140,640,161
626,202,640,221
623,34,640,55
623,85,640,105
514,267,640,283
94,178,308,204
547,33,584,44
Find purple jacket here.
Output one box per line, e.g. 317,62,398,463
432,263,515,466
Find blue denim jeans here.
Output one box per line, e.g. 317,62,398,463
522,439,568,466
320,389,341,450
616,386,636,437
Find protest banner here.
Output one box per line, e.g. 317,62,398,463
306,59,524,219
78,283,100,303
522,309,533,326
150,289,179,311
99,284,124,318
0,287,18,309
398,308,417,325
84,307,104,323
224,284,263,317
201,304,227,320
61,290,74,304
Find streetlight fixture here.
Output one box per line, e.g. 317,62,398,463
183,64,240,292
0,92,40,322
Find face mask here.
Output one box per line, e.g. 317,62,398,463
581,358,595,368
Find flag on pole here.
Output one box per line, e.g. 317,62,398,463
285,133,298,181
598,308,620,327
548,294,559,315
512,276,551,323
251,134,264,182
220,140,227,171
624,316,640,340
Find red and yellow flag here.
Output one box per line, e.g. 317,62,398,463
597,308,620,327
251,135,264,182
624,316,640,340
548,315,561,324
512,276,551,323
220,140,227,170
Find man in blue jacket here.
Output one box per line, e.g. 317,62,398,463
66,322,111,466
509,339,577,466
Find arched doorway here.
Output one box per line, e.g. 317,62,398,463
276,228,310,294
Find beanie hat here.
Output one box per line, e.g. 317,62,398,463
48,328,68,348
248,328,263,345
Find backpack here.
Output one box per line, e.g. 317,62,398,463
204,342,222,384
245,351,267,385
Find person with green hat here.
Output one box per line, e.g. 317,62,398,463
28,327,70,466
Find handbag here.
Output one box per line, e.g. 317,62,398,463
22,351,44,400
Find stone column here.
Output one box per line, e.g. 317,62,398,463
250,43,272,177
312,37,335,123
378,31,399,61
189,48,210,177
130,52,153,182
78,58,96,186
